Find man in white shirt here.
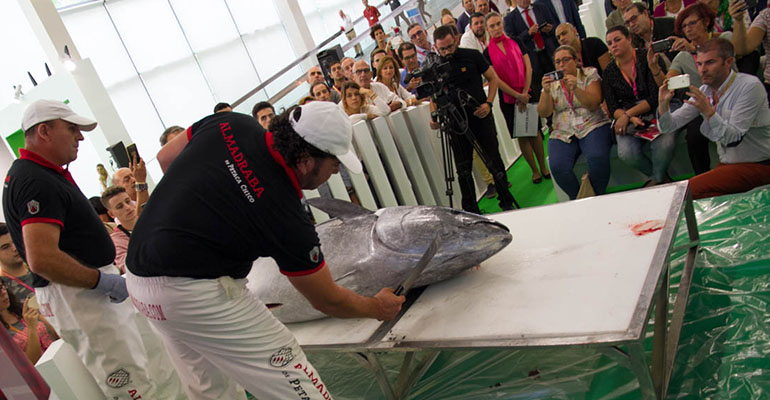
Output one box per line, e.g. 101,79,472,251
460,12,488,53
408,23,435,63
352,60,405,111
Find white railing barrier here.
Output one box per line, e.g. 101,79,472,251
386,109,437,206
369,116,419,206
351,120,399,207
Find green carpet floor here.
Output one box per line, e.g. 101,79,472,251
478,136,557,213
477,135,695,213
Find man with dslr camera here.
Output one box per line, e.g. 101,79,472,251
429,25,521,213
657,38,770,199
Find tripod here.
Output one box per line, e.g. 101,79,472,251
434,93,520,211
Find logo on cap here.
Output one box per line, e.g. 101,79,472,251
309,246,321,263
106,368,130,388
269,347,294,368
27,200,40,215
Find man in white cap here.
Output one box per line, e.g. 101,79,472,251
126,102,405,399
2,100,185,399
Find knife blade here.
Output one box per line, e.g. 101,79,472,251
394,234,440,296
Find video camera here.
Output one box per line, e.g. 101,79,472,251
403,53,452,101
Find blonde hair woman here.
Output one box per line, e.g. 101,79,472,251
375,56,419,106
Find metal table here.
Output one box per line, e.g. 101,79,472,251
286,182,700,399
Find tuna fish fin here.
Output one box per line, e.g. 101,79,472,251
306,198,373,219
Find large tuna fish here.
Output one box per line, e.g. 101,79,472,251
247,198,512,323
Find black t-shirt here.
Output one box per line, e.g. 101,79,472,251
126,112,325,280
2,150,116,287
580,37,609,78
446,47,491,107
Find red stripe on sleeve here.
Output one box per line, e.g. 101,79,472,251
21,218,64,228
265,131,303,198
280,261,326,277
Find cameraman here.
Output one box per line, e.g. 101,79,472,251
429,25,521,213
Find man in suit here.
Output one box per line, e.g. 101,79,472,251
503,0,558,100
538,0,586,38
457,0,476,35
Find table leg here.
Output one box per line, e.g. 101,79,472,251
628,343,657,399
395,351,440,398
651,262,669,397
350,350,440,400
662,192,700,396
351,351,399,400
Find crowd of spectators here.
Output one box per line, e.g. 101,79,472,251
75,0,770,284
4,0,770,395
273,0,768,202
78,0,770,301
135,0,769,207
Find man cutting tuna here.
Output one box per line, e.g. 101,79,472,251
124,101,405,400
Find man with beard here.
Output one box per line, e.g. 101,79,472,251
460,12,489,53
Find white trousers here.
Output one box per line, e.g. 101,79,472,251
125,271,333,400
36,265,186,400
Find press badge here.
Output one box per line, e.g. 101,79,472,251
571,110,584,126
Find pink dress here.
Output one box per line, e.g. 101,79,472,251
9,318,54,354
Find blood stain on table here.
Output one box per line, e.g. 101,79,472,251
631,220,664,236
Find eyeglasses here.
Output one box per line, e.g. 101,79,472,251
624,14,639,25
410,30,425,40
554,56,574,65
681,19,701,30
354,69,371,75
437,44,455,53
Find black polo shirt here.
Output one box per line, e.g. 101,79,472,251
126,112,324,280
445,47,491,108
580,37,609,78
3,149,116,287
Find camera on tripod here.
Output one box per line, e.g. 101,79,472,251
403,54,452,101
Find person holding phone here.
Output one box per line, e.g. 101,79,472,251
731,0,770,105
1,283,58,364
538,45,612,199
603,26,677,186
666,3,734,173
503,0,559,99
658,38,770,199
111,149,149,217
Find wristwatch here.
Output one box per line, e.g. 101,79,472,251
484,101,493,108
134,182,148,192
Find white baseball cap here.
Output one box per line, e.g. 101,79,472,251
289,101,362,174
21,99,97,132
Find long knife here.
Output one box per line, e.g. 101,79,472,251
394,234,440,296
